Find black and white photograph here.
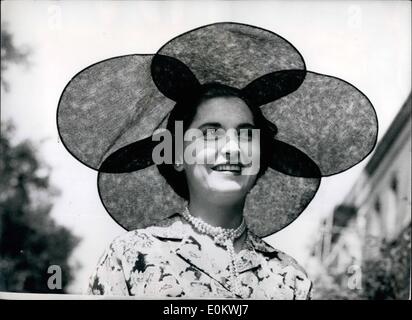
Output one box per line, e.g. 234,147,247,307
0,0,410,303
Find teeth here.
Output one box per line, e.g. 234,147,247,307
213,164,241,172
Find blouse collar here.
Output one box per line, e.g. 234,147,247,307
145,213,279,296
148,212,277,254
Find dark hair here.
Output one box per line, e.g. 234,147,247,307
157,82,276,200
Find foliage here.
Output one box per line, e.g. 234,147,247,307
1,23,30,91
362,224,411,300
311,224,411,300
0,122,80,293
310,264,363,300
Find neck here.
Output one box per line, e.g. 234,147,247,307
187,195,245,229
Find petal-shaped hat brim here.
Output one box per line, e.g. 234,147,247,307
261,71,378,176
98,136,156,173
57,54,174,171
156,22,305,89
269,139,321,178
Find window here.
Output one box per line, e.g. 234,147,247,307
374,197,381,214
390,174,398,194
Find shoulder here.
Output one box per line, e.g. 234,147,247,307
107,214,186,256
269,248,309,278
248,230,309,276
248,232,313,299
268,251,312,299
88,215,186,295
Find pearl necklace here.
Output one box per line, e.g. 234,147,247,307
182,207,246,296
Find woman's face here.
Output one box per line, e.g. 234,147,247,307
178,96,261,204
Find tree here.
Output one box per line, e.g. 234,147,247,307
1,23,30,91
0,24,80,293
0,122,80,293
309,223,411,300
362,224,411,300
308,261,363,300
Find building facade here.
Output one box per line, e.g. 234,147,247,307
310,94,411,298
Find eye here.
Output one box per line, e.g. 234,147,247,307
203,128,224,140
238,128,255,141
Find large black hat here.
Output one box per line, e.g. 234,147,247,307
57,23,377,237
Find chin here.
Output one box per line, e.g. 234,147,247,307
211,186,243,194
207,181,250,198
207,189,247,204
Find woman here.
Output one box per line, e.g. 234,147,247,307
57,23,377,299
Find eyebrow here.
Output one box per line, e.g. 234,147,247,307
198,122,256,130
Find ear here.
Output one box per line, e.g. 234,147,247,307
151,54,201,102
241,70,306,107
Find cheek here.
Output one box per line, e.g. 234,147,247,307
251,140,261,162
182,140,215,188
183,139,218,165
185,165,206,184
239,140,261,176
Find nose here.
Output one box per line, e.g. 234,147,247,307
220,131,240,160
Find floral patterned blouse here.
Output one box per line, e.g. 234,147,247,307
87,214,313,299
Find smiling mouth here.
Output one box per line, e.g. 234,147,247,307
211,164,243,174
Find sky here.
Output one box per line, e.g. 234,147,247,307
1,0,411,294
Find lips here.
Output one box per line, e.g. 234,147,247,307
211,164,242,173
